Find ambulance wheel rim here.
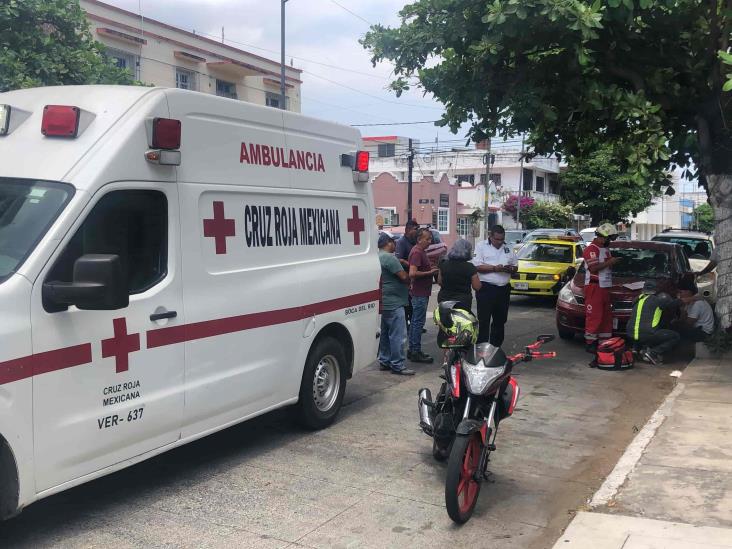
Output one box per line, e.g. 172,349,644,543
312,354,340,412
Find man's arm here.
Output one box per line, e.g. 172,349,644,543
385,255,410,284
409,264,439,279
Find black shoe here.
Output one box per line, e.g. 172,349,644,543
379,362,391,371
410,351,434,364
392,368,416,376
422,328,427,333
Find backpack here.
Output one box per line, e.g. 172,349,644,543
595,337,634,370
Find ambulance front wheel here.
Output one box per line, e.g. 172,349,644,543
296,337,347,430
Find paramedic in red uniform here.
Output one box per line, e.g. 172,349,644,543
582,223,620,352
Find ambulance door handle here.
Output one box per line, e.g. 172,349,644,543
150,310,177,321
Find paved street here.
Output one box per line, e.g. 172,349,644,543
0,294,686,549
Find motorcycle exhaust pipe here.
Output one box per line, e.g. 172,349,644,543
418,388,434,436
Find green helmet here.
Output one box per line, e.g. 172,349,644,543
434,301,479,348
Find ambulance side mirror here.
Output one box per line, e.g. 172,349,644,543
43,254,129,312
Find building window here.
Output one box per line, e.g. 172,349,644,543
456,174,475,184
457,217,471,238
535,176,545,193
106,47,139,79
379,208,398,226
549,176,559,195
175,68,195,90
522,168,533,191
432,210,438,227
265,91,289,109
216,79,237,99
479,173,502,186
377,143,396,157
437,207,449,233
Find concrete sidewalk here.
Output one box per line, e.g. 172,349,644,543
553,351,732,548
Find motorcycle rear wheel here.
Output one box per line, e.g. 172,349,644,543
445,433,482,524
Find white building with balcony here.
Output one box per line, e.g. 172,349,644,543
81,0,302,111
365,137,561,240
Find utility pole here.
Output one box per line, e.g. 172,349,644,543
483,139,492,239
280,0,289,110
407,138,414,222
516,136,525,229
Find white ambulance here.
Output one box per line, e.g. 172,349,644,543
0,86,380,518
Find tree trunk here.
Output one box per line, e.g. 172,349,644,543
707,174,732,331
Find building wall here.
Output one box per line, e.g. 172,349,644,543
81,0,302,112
372,172,459,248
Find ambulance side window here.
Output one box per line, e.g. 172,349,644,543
47,190,167,296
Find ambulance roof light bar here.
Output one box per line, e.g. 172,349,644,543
0,105,10,136
41,105,80,138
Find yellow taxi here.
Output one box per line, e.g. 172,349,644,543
510,237,584,297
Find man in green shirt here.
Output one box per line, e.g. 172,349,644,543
378,233,415,375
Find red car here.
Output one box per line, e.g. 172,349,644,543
555,241,694,339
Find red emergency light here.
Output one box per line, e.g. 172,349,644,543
152,117,181,150
41,105,80,137
356,150,369,172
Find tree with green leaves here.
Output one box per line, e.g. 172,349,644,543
694,203,715,233
521,200,575,229
561,144,657,224
363,0,732,329
0,0,134,92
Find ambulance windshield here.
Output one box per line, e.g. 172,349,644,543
0,179,73,283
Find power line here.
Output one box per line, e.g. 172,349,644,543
351,120,440,127
329,0,373,25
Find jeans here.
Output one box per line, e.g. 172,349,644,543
408,295,429,353
639,329,681,355
378,307,407,372
476,283,511,346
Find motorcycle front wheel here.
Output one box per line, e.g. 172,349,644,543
444,432,482,524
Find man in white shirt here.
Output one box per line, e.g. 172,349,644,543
472,225,518,346
678,279,715,342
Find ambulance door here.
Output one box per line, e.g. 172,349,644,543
31,184,185,492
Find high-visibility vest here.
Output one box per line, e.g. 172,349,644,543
629,294,663,340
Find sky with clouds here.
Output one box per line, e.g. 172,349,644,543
102,0,466,146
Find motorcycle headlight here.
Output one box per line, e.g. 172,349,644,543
537,274,561,281
462,361,505,395
558,282,578,305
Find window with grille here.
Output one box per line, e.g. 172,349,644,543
437,207,449,233
106,48,139,79
377,144,396,157
457,217,471,238
175,68,195,90
216,79,237,99
522,168,533,191
456,174,475,184
535,176,545,193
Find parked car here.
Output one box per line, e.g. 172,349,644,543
555,241,695,339
580,227,596,242
505,229,531,246
510,237,585,297
651,229,716,302
513,228,581,254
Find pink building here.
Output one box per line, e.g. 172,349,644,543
372,172,460,248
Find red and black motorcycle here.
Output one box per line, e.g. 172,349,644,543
419,302,556,523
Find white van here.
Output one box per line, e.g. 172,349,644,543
0,86,380,518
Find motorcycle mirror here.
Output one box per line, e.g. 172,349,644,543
537,334,555,343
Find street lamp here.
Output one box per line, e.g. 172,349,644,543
280,0,289,110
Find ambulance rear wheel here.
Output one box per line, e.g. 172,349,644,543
296,337,347,430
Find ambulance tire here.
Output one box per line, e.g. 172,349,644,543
296,337,347,430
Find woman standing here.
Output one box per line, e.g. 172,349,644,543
437,239,482,309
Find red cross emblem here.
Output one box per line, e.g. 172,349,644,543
346,205,365,246
101,318,141,373
203,201,236,254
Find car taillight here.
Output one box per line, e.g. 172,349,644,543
41,105,80,137
152,117,181,149
356,150,369,172
450,362,460,398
